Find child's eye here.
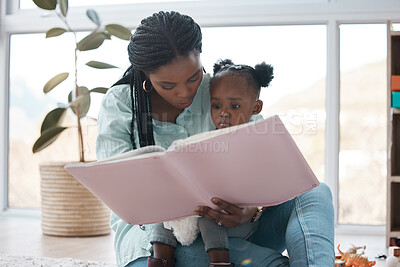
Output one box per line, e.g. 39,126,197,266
231,104,240,109
212,104,220,109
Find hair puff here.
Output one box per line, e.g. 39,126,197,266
254,62,274,87
213,59,234,75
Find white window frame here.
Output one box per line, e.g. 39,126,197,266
1,0,400,234
0,0,9,213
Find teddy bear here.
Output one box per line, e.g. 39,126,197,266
163,216,200,246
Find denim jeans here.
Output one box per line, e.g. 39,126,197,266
151,217,257,252
126,183,334,267
199,217,257,252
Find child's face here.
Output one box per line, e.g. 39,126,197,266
210,75,262,129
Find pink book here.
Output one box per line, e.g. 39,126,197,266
65,115,319,225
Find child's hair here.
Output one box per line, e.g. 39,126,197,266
210,59,274,97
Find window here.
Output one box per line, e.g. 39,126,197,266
202,25,327,180
3,0,399,230
8,32,128,208
339,24,387,225
8,25,327,208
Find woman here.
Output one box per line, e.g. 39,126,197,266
96,11,334,267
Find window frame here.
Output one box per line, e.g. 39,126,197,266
0,0,10,213
1,0,399,234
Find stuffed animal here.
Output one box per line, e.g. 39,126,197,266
163,216,200,246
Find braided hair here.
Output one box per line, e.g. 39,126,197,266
113,11,202,149
211,59,274,97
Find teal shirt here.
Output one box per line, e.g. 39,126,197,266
96,74,214,266
96,74,262,266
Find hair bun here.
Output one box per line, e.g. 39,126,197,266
213,59,234,75
254,62,274,87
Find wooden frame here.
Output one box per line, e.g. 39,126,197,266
387,20,400,247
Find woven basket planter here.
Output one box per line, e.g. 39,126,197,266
39,162,110,237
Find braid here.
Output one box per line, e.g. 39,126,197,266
129,72,136,149
114,11,202,149
134,69,155,148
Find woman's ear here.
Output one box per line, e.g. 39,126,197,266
252,100,263,115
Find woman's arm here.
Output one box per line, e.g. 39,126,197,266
194,198,260,228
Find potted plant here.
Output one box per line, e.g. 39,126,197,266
32,0,131,236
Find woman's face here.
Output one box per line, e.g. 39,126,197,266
210,74,263,129
148,51,203,110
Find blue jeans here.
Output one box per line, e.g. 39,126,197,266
151,217,257,252
126,183,334,267
199,217,257,252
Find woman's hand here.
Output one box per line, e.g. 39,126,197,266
194,198,257,228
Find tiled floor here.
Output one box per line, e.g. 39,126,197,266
0,212,389,266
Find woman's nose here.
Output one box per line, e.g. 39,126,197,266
176,86,192,98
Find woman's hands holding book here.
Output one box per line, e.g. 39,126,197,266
194,198,257,227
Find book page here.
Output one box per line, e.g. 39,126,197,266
164,120,264,205
165,115,319,208
168,120,258,151
82,145,166,166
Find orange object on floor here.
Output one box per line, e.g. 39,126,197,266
336,244,376,267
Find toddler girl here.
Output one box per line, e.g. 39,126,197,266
149,59,273,267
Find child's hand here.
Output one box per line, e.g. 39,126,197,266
194,198,256,228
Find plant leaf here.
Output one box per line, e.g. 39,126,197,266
58,0,68,17
33,0,57,10
68,86,89,102
77,33,106,51
102,32,112,40
105,24,131,40
69,94,85,106
46,27,67,38
40,107,67,134
43,72,69,93
86,9,101,26
86,61,118,69
90,87,108,94
68,87,91,117
32,126,68,153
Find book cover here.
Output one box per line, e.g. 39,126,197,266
65,115,319,225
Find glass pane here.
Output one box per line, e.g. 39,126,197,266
202,25,326,181
393,23,400,32
8,32,129,208
339,24,387,225
9,25,326,208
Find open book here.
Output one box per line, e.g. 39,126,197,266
65,115,319,225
